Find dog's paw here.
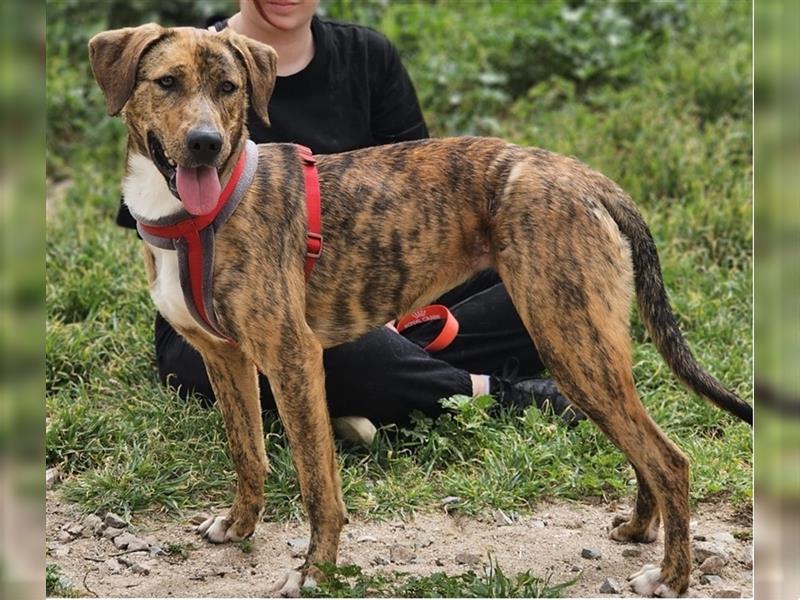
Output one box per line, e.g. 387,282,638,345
610,518,659,544
628,565,680,597
196,515,247,544
270,569,318,598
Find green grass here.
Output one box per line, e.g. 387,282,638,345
46,0,753,591
303,560,575,598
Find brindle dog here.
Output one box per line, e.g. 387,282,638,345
88,24,752,598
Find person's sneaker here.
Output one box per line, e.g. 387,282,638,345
331,416,377,445
489,369,586,427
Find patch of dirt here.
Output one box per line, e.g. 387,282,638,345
46,492,752,598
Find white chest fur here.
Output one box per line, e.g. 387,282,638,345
148,245,197,331
122,153,206,334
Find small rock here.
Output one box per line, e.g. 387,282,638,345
570,564,582,572
561,519,583,530
434,557,445,567
711,589,741,598
130,562,151,575
113,532,137,550
189,513,211,526
699,555,726,575
65,522,84,537
415,536,433,549
441,496,461,509
529,519,545,529
693,541,729,565
494,508,513,526
56,531,74,543
356,535,378,543
581,547,602,560
693,534,707,541
455,552,481,567
82,514,104,537
126,537,150,552
739,545,753,570
287,537,309,558
709,532,736,546
103,527,125,540
105,557,124,574
52,545,70,558
622,547,642,558
700,574,723,586
371,556,388,566
46,467,61,490
389,544,415,564
149,544,164,557
599,577,622,594
104,512,128,529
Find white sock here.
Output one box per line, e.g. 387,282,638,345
470,374,491,396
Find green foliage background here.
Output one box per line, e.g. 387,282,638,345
46,0,752,522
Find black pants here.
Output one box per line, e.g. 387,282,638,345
155,269,545,426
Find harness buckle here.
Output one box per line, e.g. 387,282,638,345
306,232,324,259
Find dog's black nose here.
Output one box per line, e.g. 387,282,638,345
186,129,223,164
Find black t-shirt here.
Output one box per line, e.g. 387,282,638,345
116,15,429,229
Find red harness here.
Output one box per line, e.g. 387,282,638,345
135,143,457,352
135,143,323,342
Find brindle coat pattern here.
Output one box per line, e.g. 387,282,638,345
89,25,751,597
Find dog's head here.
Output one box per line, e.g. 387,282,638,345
89,25,276,215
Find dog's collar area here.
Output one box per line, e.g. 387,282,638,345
133,140,259,342
131,141,324,343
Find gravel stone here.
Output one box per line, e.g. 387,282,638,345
287,537,309,558
105,557,124,574
65,522,84,537
356,535,378,543
131,562,151,575
56,531,74,543
104,512,129,529
700,574,723,586
711,588,741,598
581,547,602,560
82,514,104,536
52,544,70,558
389,544,415,564
126,537,150,552
622,547,642,558
113,532,137,550
455,552,482,567
699,555,726,575
599,577,622,594
693,540,729,565
46,468,61,490
494,508,513,526
103,527,125,540
189,513,211,526
529,519,545,529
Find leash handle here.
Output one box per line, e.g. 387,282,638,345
395,304,459,352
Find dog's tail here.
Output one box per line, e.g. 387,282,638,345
601,188,753,426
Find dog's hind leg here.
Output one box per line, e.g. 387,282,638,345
192,341,268,543
492,174,690,596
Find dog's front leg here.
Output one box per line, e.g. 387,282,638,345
193,341,268,543
251,323,346,597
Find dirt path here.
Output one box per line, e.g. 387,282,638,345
46,492,752,598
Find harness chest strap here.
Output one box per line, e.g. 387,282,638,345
134,141,323,342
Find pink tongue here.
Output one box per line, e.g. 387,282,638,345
176,166,221,216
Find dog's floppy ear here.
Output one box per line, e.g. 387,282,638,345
223,31,278,127
88,23,166,116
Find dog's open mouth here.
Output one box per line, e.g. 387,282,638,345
147,132,221,216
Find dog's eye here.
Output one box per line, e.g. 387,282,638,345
220,81,237,94
156,75,175,89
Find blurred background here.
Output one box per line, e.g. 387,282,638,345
0,0,792,597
